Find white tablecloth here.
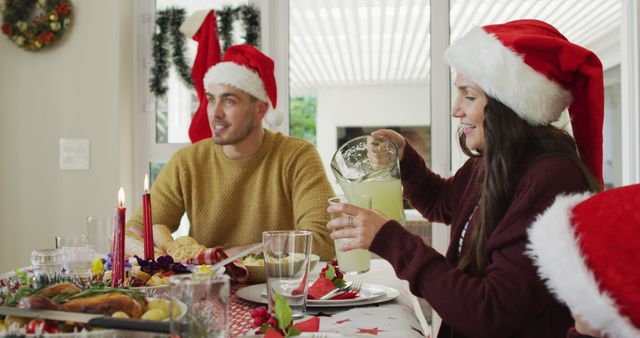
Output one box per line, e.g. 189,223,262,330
240,259,432,338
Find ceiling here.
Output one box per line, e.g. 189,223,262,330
289,0,622,96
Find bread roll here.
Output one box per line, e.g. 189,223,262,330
125,234,165,258
166,236,205,262
153,224,174,251
126,226,144,239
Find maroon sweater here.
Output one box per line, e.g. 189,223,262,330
370,143,588,338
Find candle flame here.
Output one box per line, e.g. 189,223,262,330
118,187,125,207
144,174,149,193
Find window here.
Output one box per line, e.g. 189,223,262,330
289,0,432,213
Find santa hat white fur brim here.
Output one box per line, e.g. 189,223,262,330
445,27,572,125
203,62,270,105
179,9,211,38
527,193,640,338
203,62,283,126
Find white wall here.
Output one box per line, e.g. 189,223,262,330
0,0,133,273
316,85,430,191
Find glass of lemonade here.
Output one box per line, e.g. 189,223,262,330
328,195,372,274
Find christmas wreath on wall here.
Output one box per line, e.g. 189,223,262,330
1,0,73,51
150,4,260,97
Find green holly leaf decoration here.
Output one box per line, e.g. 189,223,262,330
288,326,302,337
333,278,347,288
274,293,293,332
324,265,336,280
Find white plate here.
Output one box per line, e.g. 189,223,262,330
236,283,399,308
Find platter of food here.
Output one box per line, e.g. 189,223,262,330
0,280,186,336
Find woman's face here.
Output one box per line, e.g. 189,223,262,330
452,72,487,151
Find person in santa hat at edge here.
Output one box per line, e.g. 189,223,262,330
527,184,640,338
127,44,337,260
327,19,604,337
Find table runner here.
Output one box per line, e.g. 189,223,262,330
229,283,261,337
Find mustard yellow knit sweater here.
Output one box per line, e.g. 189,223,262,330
127,130,336,260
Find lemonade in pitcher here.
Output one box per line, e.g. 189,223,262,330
339,178,405,223
332,135,406,224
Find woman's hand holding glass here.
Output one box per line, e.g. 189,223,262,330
327,202,390,251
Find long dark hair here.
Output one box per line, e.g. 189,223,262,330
457,96,601,273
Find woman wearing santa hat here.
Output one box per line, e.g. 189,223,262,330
528,184,640,338
328,20,604,337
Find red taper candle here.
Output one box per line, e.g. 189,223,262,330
142,174,154,260
111,187,126,288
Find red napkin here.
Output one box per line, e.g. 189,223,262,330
295,316,320,332
306,277,359,300
307,277,336,300
328,291,358,300
188,245,249,283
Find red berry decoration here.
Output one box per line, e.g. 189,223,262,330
319,260,346,288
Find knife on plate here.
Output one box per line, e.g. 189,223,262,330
210,242,265,272
0,307,170,333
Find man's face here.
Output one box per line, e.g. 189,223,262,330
206,83,265,145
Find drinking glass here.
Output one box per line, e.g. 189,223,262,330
55,234,93,288
328,195,372,274
262,230,312,318
86,216,114,255
169,273,230,338
55,234,88,249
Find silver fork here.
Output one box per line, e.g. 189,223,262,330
350,281,362,294
311,334,328,338
319,281,355,300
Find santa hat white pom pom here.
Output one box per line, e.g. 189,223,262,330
265,109,284,128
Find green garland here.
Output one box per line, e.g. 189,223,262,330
150,7,192,97
216,6,235,53
239,5,260,48
217,4,261,53
1,0,73,51
150,5,261,97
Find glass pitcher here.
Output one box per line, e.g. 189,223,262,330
331,135,405,224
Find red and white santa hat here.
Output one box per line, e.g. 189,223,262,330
445,19,604,187
203,44,283,126
527,184,640,338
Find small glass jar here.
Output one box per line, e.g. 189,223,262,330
31,249,63,288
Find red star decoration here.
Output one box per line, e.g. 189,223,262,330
357,327,385,335
336,319,351,324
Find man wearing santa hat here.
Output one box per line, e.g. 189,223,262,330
528,184,640,338
127,44,336,260
328,19,604,337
